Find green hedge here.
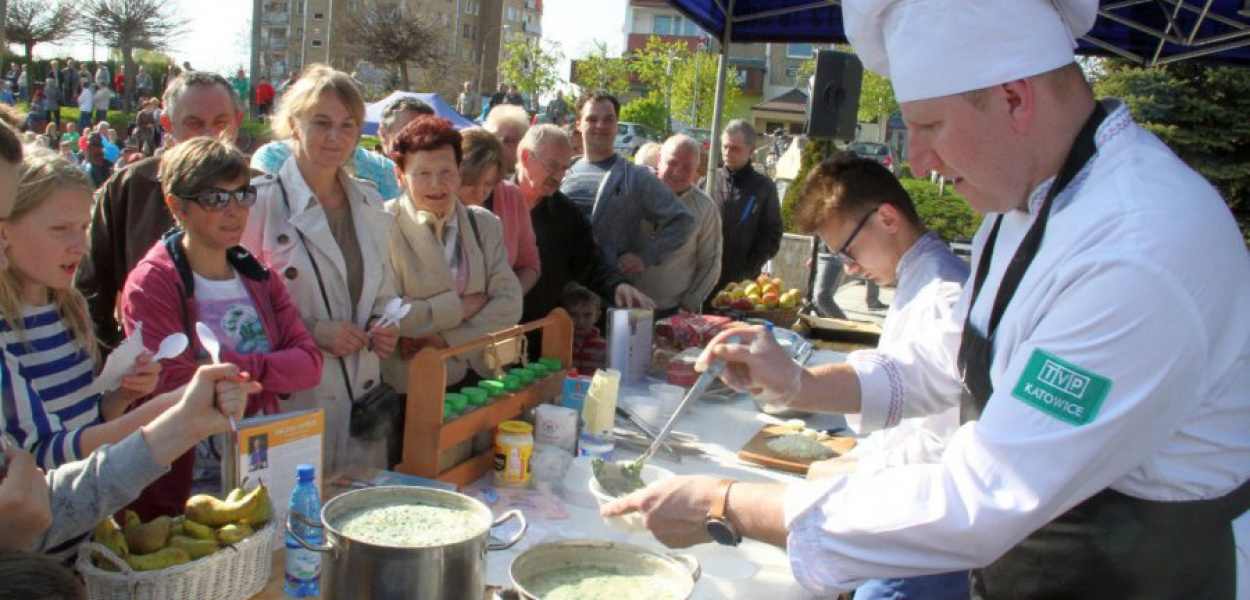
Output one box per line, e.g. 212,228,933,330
901,178,983,242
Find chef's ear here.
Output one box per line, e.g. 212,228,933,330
877,203,904,234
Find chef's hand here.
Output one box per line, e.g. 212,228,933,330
0,446,52,551
600,475,720,548
367,319,399,359
314,320,369,357
614,283,656,310
697,325,802,406
617,253,645,275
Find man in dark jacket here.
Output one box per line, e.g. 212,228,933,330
708,119,783,296
75,71,242,355
515,123,653,323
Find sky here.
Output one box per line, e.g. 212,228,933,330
33,0,624,81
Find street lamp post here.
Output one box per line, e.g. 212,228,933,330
664,51,673,135
690,40,707,128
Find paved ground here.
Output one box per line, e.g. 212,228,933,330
829,278,894,326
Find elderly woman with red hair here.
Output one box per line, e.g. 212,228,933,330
383,116,522,393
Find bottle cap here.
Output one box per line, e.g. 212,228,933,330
296,463,315,482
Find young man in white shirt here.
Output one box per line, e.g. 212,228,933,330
798,154,970,600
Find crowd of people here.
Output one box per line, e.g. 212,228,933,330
1,0,1246,594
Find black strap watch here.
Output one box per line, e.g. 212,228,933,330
705,479,742,546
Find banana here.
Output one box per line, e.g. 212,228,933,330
169,535,221,560
182,519,215,541
124,547,191,571
215,522,254,545
185,487,263,527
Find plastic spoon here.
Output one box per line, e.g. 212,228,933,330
151,333,189,362
195,322,237,434
593,335,741,494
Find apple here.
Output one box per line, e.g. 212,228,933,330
713,291,732,307
730,288,746,301
762,283,779,295
779,291,798,308
756,273,771,285
731,298,755,311
762,291,779,309
744,283,761,299
772,277,784,288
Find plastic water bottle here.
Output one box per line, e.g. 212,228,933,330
284,464,322,597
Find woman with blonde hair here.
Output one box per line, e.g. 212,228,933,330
458,128,540,293
0,146,161,469
243,64,399,473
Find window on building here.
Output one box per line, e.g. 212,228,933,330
311,39,323,47
313,11,324,20
653,15,674,35
681,19,699,35
785,66,801,78
294,1,303,15
787,43,814,59
789,122,805,134
734,70,748,87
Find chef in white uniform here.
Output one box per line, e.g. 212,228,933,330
602,1,1250,598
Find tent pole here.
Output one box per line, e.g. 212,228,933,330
705,0,735,198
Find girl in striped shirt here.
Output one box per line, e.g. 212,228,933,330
0,147,162,469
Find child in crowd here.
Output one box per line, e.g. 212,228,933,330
0,147,161,470
563,282,606,376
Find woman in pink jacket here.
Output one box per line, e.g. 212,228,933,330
458,127,541,293
120,137,323,518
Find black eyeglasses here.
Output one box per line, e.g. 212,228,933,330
177,185,258,212
834,207,878,264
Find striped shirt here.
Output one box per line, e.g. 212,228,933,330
1,304,102,468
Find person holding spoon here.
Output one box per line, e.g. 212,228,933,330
119,137,323,518
0,146,162,471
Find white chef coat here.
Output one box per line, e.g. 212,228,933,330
845,232,969,470
781,100,1250,594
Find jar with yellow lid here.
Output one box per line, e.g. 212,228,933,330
493,421,534,486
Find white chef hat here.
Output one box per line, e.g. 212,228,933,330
844,0,1099,102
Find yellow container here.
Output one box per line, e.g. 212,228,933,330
493,421,534,486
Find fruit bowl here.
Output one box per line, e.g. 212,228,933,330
709,274,803,328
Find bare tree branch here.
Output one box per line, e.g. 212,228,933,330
339,1,447,91
6,0,74,63
79,0,188,111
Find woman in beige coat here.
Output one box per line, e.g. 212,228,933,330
243,65,400,474
383,116,522,392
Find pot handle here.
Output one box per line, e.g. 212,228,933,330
286,511,336,557
487,509,528,551
665,552,702,583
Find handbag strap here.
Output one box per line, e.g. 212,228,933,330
277,178,359,405
464,207,487,296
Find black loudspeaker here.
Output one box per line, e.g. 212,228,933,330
807,50,864,141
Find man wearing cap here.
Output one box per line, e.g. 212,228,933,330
601,1,1249,598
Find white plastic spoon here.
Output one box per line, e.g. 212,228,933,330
151,332,189,362
195,322,237,434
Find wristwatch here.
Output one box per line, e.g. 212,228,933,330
705,479,742,546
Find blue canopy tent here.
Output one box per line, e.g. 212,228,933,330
362,91,475,136
664,0,1250,186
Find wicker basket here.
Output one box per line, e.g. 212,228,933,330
740,307,801,329
76,517,275,600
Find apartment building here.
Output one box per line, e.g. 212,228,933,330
624,1,826,110
257,0,542,101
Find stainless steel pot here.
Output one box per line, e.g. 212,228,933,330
287,485,526,600
509,539,700,600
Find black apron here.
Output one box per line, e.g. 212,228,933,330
956,104,1249,600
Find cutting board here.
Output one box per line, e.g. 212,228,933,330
738,424,857,474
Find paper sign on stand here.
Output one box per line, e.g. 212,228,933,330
606,308,653,384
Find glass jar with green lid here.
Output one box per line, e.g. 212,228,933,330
501,374,522,391
461,387,489,406
527,362,549,378
538,357,562,372
509,367,535,385
442,405,454,422
480,379,508,398
444,392,469,413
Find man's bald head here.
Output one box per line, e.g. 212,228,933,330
658,134,701,195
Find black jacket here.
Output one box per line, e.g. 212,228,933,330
524,189,626,323
709,162,783,290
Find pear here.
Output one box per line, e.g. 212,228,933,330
124,516,172,555
124,547,190,571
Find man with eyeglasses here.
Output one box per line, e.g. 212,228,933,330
799,154,970,600
515,124,654,325
77,71,244,357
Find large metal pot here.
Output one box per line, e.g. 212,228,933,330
287,485,526,600
509,539,700,600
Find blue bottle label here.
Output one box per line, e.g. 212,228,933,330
284,542,322,583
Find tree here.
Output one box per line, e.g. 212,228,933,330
856,69,897,142
499,39,561,106
6,0,73,64
1093,60,1250,243
340,1,446,92
620,96,667,133
573,41,630,97
671,48,740,129
80,0,187,112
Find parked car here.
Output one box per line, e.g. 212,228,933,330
615,122,656,157
850,141,897,174
679,127,712,155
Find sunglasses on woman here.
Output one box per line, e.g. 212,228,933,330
177,185,258,212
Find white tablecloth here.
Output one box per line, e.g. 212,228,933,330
481,351,849,599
